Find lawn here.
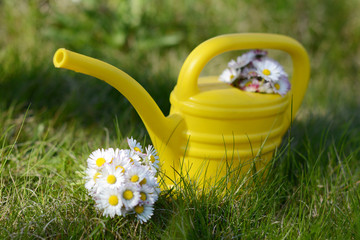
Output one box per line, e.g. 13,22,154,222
1,0,360,239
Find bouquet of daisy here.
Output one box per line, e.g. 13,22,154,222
84,137,160,223
219,50,291,96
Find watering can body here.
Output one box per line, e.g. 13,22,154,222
53,33,310,189
165,77,290,186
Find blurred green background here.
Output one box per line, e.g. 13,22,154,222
1,0,360,238
1,0,359,136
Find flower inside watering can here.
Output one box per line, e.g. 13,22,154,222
219,50,291,96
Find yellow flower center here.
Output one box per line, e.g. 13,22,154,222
150,155,156,163
262,69,271,76
134,205,144,214
107,175,116,184
140,178,147,185
140,192,147,201
230,74,235,79
93,172,101,182
134,147,141,153
123,190,133,200
116,165,125,173
108,195,119,206
131,175,139,182
96,157,106,167
274,83,280,90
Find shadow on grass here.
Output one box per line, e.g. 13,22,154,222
0,58,176,137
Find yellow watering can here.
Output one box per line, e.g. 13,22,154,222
53,33,310,188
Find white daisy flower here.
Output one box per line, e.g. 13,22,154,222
97,164,125,192
258,81,275,94
228,51,256,70
240,67,258,79
119,183,141,210
127,149,142,165
239,78,260,92
95,188,123,218
84,168,101,195
272,75,291,96
124,165,147,185
112,149,132,174
127,137,145,156
85,137,161,223
134,204,154,224
139,171,159,188
144,145,160,171
105,148,121,164
219,67,239,84
87,148,113,170
139,185,158,205
253,57,287,82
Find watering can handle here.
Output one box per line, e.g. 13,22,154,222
176,33,310,120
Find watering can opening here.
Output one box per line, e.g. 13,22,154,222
54,50,65,67
185,76,287,107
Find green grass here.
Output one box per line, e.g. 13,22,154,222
1,0,360,239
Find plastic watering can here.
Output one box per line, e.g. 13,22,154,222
53,33,310,189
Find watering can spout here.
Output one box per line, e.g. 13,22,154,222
53,48,180,148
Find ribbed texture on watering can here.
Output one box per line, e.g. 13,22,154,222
170,76,289,119
179,136,281,159
182,124,284,145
